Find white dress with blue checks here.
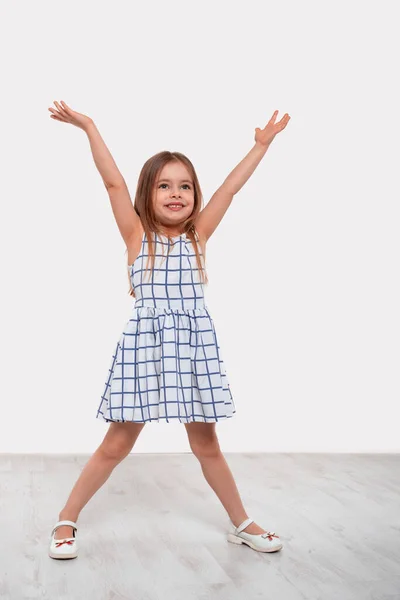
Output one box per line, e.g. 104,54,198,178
96,231,236,423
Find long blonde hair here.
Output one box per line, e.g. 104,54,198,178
125,151,208,297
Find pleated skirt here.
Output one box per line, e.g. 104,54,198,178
96,305,236,423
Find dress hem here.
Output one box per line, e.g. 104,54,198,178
95,411,236,424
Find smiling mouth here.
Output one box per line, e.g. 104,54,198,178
165,203,184,210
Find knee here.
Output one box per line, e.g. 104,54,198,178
185,423,220,459
99,438,132,461
99,441,132,462
100,422,145,460
190,437,221,459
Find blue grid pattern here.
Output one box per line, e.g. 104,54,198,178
96,231,236,423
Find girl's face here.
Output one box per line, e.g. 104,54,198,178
153,161,195,233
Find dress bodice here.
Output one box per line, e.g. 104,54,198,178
128,231,206,310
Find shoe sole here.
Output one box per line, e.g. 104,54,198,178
49,549,78,559
227,533,283,552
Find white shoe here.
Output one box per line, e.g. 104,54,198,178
227,517,283,553
49,520,78,560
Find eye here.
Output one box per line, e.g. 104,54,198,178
158,183,191,189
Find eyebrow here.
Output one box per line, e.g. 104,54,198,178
158,178,193,184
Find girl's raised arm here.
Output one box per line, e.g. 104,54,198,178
196,110,290,241
49,100,141,246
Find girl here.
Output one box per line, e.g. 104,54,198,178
47,100,290,559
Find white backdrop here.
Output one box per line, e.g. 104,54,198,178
1,0,398,453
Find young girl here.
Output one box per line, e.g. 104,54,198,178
47,100,290,560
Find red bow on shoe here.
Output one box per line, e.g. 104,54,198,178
55,539,75,547
261,531,279,540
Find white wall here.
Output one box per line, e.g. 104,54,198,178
1,0,398,453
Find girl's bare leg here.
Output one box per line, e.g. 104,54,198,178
184,422,268,534
54,422,145,539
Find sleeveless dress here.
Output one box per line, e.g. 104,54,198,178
96,230,236,423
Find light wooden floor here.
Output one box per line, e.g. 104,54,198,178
1,452,399,600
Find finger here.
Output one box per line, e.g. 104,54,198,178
279,114,290,126
269,110,278,124
48,107,66,120
60,100,71,112
50,111,67,122
54,100,68,116
54,100,66,113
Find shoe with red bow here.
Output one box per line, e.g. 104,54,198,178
49,520,78,559
227,517,283,552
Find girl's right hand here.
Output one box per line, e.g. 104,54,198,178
48,100,93,131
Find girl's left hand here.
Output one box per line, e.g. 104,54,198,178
255,110,290,146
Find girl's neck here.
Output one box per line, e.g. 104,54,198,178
159,228,183,237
